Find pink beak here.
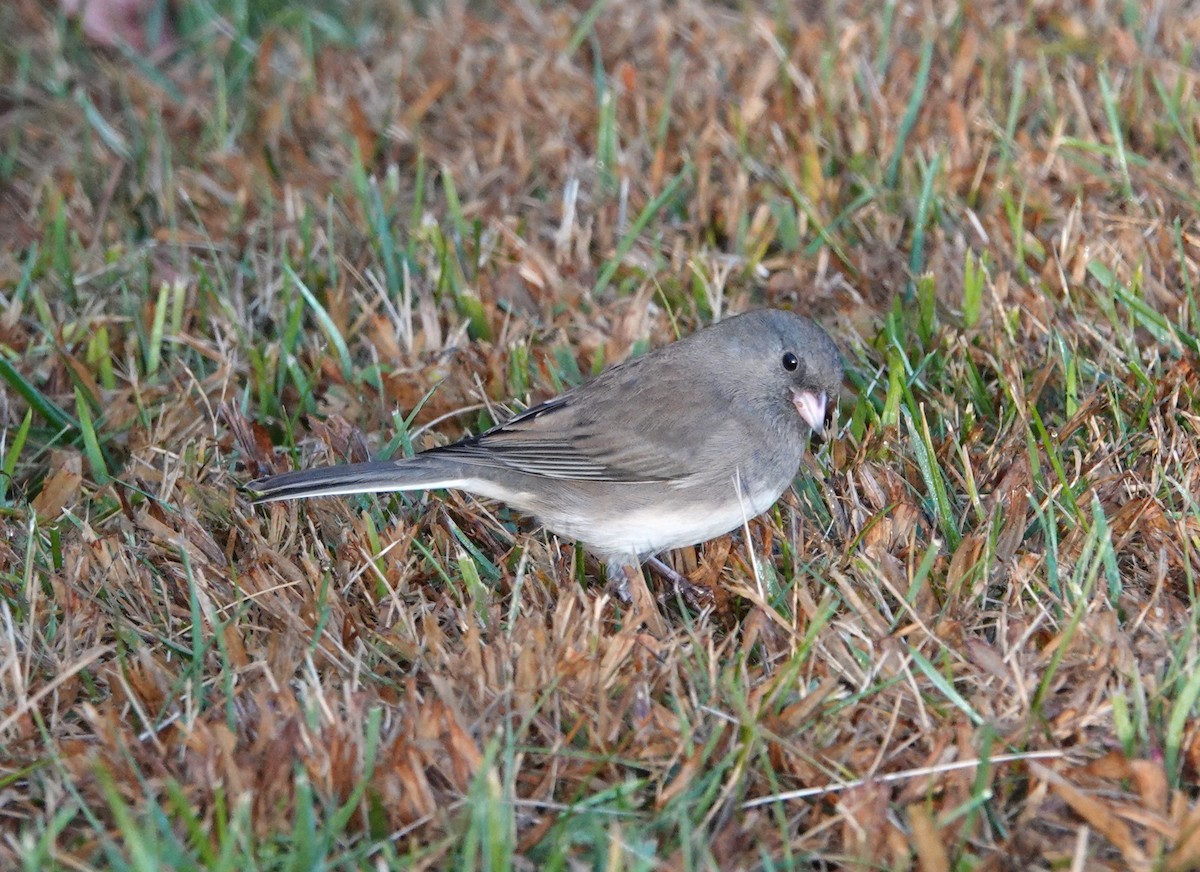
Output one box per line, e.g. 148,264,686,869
792,389,827,432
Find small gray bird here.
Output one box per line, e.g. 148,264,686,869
247,309,842,586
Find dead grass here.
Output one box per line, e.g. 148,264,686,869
3,0,1200,868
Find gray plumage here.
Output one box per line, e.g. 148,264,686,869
247,309,843,565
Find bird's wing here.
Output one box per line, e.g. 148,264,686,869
426,368,738,483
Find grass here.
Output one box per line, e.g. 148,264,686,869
3,0,1200,868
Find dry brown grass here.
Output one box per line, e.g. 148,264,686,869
4,0,1200,868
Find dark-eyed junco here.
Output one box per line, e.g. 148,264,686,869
247,309,842,588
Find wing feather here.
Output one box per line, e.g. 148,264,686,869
421,353,750,483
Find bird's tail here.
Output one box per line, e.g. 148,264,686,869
245,456,467,503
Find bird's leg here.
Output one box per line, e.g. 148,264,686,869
605,558,633,603
646,555,714,608
605,558,667,636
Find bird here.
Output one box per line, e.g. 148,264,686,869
246,309,843,597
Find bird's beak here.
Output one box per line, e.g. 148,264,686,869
792,389,827,432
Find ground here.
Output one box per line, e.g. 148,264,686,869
3,0,1200,869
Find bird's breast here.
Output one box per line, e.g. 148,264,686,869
535,464,798,559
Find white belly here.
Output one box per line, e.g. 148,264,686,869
546,472,791,558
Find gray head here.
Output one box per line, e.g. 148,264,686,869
696,309,843,436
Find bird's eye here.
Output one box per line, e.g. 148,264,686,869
782,351,799,372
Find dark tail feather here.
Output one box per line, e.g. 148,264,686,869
245,457,465,503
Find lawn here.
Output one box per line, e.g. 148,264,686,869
3,0,1200,868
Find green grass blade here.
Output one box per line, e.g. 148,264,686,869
885,35,933,188
0,355,79,437
593,169,689,294
284,263,354,382
74,387,109,484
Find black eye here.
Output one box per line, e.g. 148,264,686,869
782,351,799,372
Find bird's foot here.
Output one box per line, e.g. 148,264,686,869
605,559,633,603
606,559,668,636
646,556,714,609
